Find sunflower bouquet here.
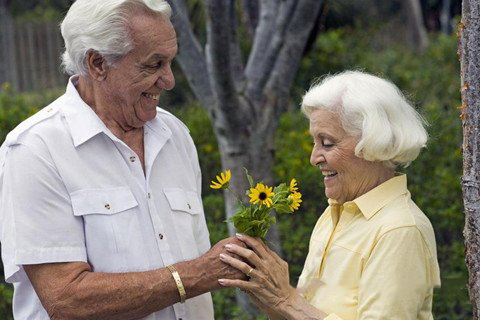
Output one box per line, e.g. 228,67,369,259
210,169,302,239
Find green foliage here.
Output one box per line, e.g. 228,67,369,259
294,28,469,318
0,84,40,143
180,29,469,318
0,284,13,320
0,27,469,319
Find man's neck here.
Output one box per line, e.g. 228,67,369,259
76,76,142,141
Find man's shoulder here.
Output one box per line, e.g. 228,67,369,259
3,95,67,148
155,107,190,134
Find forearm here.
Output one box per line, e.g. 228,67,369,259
277,294,328,320
29,259,215,320
52,268,176,319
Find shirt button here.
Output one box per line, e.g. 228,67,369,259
129,156,136,162
159,233,164,240
105,204,111,210
147,193,151,199
187,203,191,210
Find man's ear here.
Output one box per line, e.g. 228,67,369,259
85,49,109,81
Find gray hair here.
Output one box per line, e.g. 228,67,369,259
301,71,428,168
61,0,172,76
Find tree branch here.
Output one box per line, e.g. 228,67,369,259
244,0,296,100
166,0,215,110
241,0,259,38
204,0,243,122
266,0,324,111
228,1,246,86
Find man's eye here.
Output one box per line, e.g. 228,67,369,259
147,64,160,69
144,62,163,70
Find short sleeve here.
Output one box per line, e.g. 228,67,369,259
357,227,436,319
0,143,86,283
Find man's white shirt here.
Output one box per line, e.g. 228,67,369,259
0,76,214,320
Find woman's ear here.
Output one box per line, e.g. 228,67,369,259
85,49,108,81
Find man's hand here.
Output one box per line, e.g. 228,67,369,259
196,236,249,290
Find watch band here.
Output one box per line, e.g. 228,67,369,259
167,264,186,303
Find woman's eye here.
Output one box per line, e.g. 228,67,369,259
322,140,334,147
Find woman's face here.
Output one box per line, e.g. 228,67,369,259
309,109,388,204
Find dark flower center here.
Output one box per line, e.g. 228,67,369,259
259,192,267,200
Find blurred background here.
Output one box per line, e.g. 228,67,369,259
0,0,468,319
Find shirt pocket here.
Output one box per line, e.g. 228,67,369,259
164,187,202,259
70,186,139,268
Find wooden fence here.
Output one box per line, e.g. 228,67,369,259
0,16,67,92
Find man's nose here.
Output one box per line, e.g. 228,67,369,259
156,66,175,90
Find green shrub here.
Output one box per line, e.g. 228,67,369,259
0,27,470,319
180,29,468,318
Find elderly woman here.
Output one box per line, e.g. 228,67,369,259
219,71,441,319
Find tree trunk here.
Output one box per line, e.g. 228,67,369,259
459,0,480,318
440,0,452,34
167,0,324,315
0,0,17,89
404,0,429,53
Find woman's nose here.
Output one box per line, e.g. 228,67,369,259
310,145,326,166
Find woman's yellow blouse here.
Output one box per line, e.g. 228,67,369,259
297,174,441,320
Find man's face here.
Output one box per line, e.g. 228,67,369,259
102,14,177,129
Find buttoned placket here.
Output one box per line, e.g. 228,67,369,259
108,125,187,319
143,125,187,320
317,203,358,277
318,204,340,277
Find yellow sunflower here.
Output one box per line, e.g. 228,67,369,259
210,169,231,189
249,183,275,207
288,192,302,212
289,178,299,193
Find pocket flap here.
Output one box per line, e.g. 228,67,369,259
71,186,138,216
163,188,201,215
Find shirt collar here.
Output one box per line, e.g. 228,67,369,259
62,76,172,147
327,174,408,220
354,173,408,220
62,76,107,147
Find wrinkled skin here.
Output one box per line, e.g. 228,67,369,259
309,110,394,204
218,235,295,312
79,14,177,135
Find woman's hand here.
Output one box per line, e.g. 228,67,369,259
218,234,296,310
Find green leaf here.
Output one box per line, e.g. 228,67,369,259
244,167,254,188
275,203,292,213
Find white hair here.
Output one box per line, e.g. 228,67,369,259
61,0,172,76
301,71,428,168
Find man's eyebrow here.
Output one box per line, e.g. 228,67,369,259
144,53,171,62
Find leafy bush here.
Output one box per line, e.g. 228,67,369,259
0,28,469,319
180,29,468,318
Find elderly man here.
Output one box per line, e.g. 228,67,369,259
0,0,244,319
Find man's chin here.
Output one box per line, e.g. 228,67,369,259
135,108,157,126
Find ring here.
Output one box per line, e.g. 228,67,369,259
246,267,254,278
